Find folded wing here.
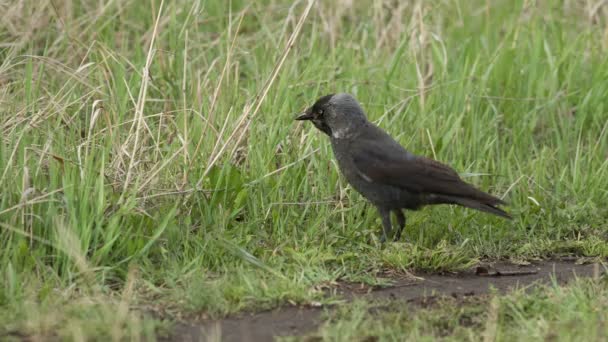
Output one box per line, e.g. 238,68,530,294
351,138,510,218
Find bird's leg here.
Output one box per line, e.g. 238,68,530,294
394,210,406,241
377,207,392,243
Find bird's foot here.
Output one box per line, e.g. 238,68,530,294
393,231,409,243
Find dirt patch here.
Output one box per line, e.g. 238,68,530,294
164,260,605,342
167,306,323,342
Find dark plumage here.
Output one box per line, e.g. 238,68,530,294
296,93,511,242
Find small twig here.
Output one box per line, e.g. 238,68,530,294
475,266,538,277
0,188,65,216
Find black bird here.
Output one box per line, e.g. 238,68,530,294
296,93,511,242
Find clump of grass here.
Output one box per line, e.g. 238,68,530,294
380,240,477,272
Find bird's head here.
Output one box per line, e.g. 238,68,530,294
295,93,368,139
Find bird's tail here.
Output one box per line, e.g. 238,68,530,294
438,195,512,219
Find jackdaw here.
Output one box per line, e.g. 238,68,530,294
296,93,511,242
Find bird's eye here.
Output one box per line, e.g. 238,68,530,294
317,109,324,115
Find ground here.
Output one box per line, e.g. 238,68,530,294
166,260,606,341
1,0,608,341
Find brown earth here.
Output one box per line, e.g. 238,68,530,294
164,260,605,342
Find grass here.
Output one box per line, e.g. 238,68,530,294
1,0,608,339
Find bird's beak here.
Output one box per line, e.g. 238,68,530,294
295,108,313,121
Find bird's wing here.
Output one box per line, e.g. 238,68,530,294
351,139,503,204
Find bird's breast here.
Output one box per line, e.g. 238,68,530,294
330,140,356,177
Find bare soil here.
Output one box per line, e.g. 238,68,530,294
164,260,605,342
